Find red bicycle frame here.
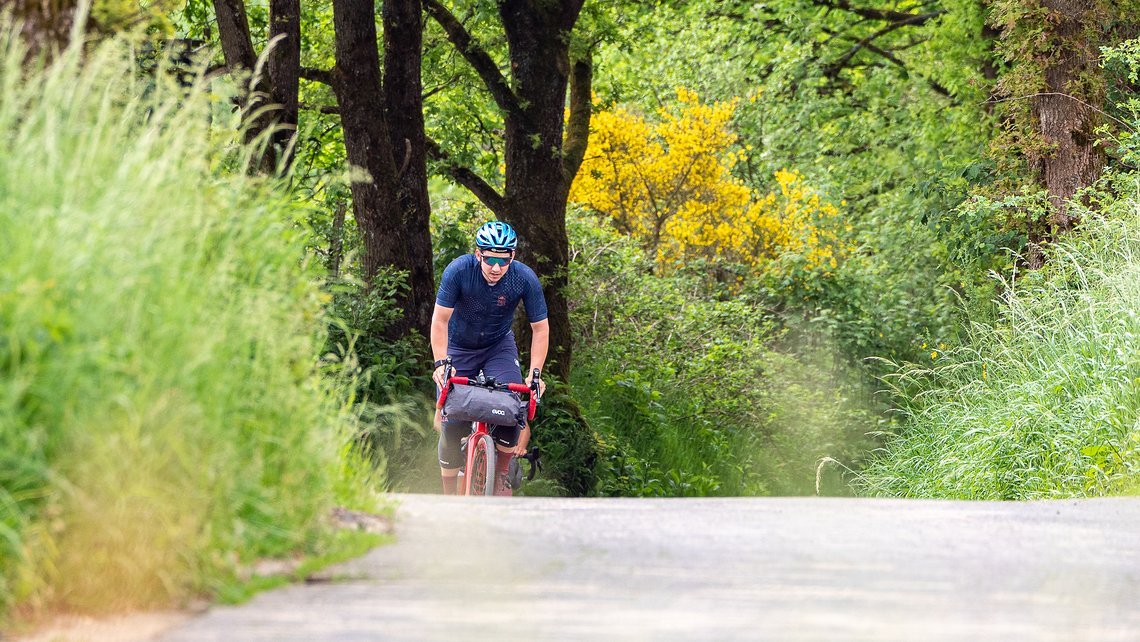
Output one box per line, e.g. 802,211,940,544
436,377,537,496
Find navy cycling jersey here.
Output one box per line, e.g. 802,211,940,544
436,254,548,350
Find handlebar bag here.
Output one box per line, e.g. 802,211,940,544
443,385,526,427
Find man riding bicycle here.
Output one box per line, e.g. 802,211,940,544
431,221,549,495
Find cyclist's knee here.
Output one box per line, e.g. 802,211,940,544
437,421,466,469
490,424,520,452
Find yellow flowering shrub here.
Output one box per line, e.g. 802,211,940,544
570,89,849,274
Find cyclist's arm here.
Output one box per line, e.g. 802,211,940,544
514,424,530,456
528,319,549,375
431,305,454,387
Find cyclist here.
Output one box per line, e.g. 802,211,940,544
431,221,549,495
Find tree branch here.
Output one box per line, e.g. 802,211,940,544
300,102,341,114
861,41,951,97
425,136,507,215
300,66,337,87
422,0,526,122
812,0,942,23
562,56,592,182
826,10,946,73
423,74,462,101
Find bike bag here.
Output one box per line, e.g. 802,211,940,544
442,384,526,427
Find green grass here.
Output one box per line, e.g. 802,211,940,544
0,29,378,620
860,185,1140,498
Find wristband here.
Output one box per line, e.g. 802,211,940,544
433,358,450,370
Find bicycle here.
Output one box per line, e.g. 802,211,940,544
436,367,540,496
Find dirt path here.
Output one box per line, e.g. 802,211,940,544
154,494,1140,641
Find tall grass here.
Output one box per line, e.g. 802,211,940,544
861,183,1140,498
0,29,371,619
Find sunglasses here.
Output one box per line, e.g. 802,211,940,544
480,254,513,267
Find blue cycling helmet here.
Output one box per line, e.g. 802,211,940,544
474,221,517,251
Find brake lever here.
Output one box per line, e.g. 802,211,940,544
530,368,542,404
521,446,542,481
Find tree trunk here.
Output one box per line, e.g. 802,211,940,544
213,0,300,173
498,0,585,381
1032,0,1104,233
213,0,275,171
268,0,301,169
332,0,434,341
382,0,435,339
6,0,77,58
332,0,399,282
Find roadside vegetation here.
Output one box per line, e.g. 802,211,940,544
862,181,1140,498
0,32,379,624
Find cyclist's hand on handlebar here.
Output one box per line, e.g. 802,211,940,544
432,359,453,389
525,369,545,399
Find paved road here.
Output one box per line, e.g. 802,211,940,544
163,495,1140,641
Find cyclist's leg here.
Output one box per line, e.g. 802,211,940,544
437,347,481,495
437,420,470,495
487,424,520,495
482,335,524,495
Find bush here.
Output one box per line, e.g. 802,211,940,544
524,380,600,497
323,273,436,491
860,181,1140,498
567,211,876,495
0,32,373,618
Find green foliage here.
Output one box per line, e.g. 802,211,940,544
0,31,376,619
591,0,992,370
861,183,1140,498
526,380,600,497
324,274,432,482
1102,39,1140,169
429,186,486,281
568,212,877,496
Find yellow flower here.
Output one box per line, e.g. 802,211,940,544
569,89,848,278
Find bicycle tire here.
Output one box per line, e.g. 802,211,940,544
466,433,496,497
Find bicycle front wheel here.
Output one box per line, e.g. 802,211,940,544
465,433,497,497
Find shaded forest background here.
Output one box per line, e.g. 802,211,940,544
3,0,1140,623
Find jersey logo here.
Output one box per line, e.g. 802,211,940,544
497,295,506,307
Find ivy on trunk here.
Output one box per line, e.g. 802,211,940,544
989,0,1140,266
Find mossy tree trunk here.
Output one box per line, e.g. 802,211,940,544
990,0,1140,267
